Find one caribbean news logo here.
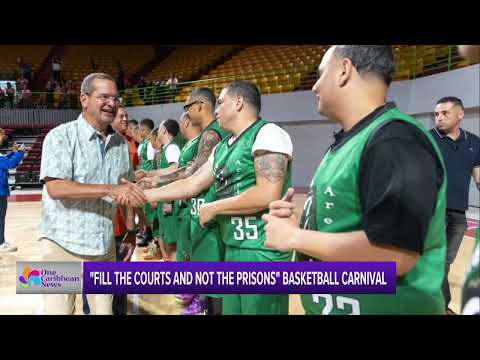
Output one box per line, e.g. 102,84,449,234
18,266,41,288
16,262,82,294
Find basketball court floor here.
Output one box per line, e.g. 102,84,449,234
0,190,478,315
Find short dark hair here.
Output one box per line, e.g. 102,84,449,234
190,87,216,109
333,46,395,86
225,80,261,115
151,128,159,137
162,119,179,137
436,96,464,110
140,118,154,130
128,119,138,126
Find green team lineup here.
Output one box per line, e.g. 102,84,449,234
108,45,478,315
21,44,479,316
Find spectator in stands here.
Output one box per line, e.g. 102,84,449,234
5,82,15,109
24,63,33,84
65,80,77,109
0,88,5,109
17,57,25,79
17,59,33,85
166,73,178,102
52,57,63,84
45,79,55,109
53,82,63,109
166,73,178,87
19,83,32,108
0,142,25,253
19,77,29,90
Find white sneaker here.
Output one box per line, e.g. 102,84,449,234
0,243,18,253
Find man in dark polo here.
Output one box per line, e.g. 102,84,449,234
430,96,480,314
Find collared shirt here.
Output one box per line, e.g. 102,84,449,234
430,127,480,211
40,114,133,256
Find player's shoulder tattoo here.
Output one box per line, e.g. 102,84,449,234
254,151,289,184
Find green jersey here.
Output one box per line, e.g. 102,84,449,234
179,136,200,167
158,141,180,244
212,119,292,260
140,139,157,226
159,141,179,169
174,135,201,218
190,120,229,260
298,105,447,315
139,139,156,171
175,136,201,260
462,229,480,315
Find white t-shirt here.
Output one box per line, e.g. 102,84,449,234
137,141,156,161
147,142,156,161
164,143,180,164
207,123,293,169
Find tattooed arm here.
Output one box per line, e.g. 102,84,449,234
144,160,215,203
185,129,222,177
136,129,222,187
137,166,187,189
136,165,180,179
198,150,289,226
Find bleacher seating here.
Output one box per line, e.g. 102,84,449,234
61,46,156,83
0,45,51,78
145,46,237,83
175,45,328,101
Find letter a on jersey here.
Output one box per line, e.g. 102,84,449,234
324,186,335,197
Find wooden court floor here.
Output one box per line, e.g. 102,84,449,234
0,195,477,315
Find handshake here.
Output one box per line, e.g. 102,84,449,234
108,169,163,208
108,178,152,208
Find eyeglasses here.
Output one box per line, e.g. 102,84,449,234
183,100,203,112
85,93,122,104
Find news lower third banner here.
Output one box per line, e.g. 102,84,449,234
17,261,396,294
85,262,396,294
